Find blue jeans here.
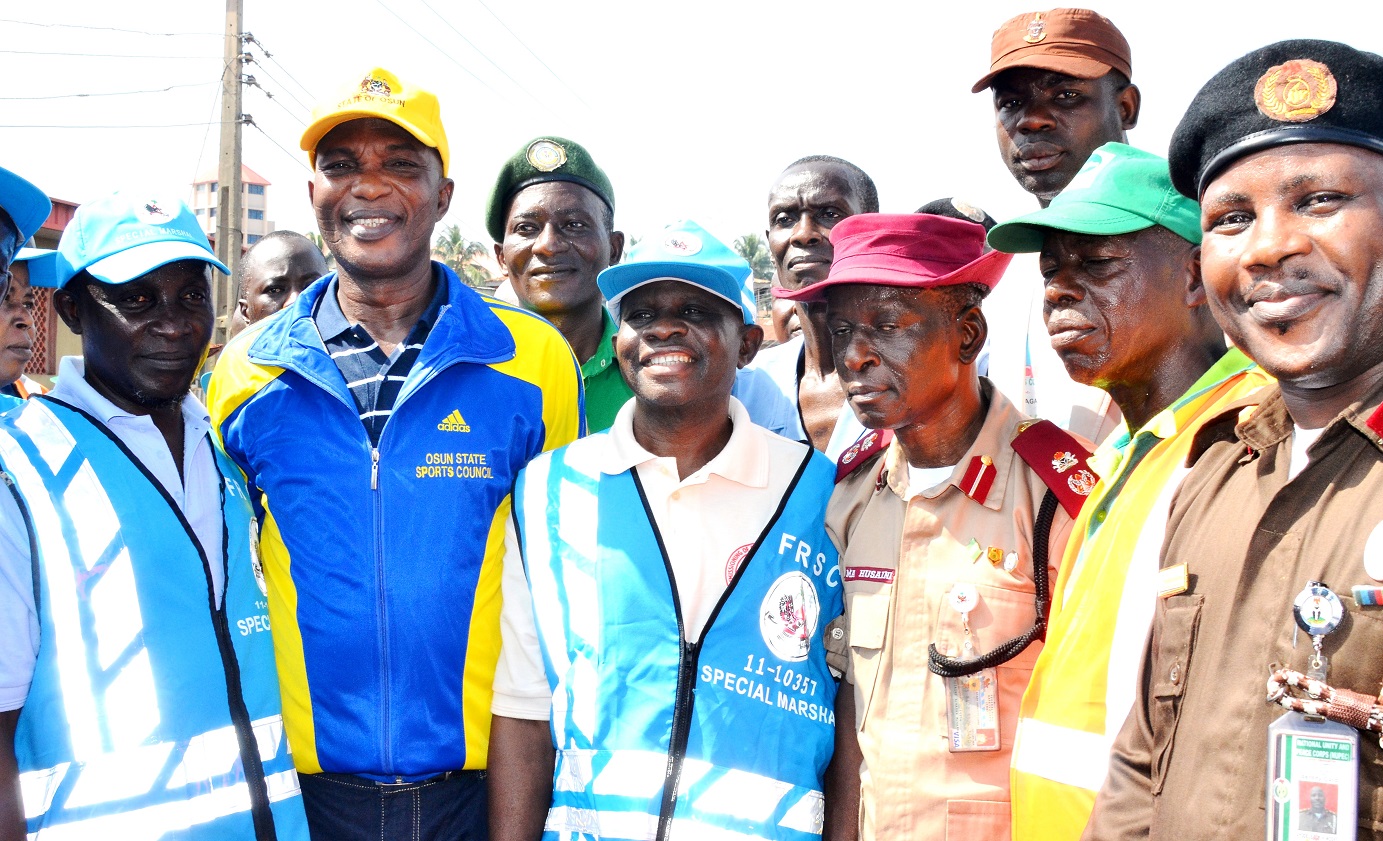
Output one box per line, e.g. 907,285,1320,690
299,770,488,841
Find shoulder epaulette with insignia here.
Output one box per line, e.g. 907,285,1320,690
835,429,894,483
1010,419,1095,517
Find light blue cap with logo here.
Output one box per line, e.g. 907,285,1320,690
56,191,228,287
0,166,51,245
598,220,757,325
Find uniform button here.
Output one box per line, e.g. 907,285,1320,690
1169,663,1181,684
831,627,844,641
1096,508,1107,522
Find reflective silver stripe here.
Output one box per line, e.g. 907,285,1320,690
1,406,159,757
1011,718,1109,792
20,716,292,824
545,804,657,840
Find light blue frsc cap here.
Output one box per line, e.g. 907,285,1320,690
56,192,229,287
598,220,757,325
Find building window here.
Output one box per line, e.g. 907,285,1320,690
248,209,264,220
247,184,265,195
209,207,216,218
210,182,218,193
247,234,262,245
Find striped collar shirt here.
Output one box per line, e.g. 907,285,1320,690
314,271,446,446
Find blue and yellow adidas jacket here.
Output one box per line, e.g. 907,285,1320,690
209,264,584,781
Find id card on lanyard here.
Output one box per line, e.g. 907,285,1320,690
1266,582,1359,841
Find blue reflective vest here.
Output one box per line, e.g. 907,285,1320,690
0,397,307,840
512,435,842,841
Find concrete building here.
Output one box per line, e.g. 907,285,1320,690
190,164,276,245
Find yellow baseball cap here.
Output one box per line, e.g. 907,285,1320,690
300,68,450,176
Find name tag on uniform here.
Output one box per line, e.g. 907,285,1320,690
946,669,1000,752
1157,564,1189,598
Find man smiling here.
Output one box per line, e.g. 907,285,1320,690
210,68,582,840
490,221,843,841
1085,40,1383,839
487,136,628,431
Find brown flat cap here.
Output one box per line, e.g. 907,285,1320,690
972,8,1131,93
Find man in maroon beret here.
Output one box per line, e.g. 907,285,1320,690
782,213,1093,839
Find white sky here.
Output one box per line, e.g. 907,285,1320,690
3,0,1379,250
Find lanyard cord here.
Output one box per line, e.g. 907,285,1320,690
928,489,1057,678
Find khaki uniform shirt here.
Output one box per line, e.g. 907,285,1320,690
1085,382,1383,840
829,384,1076,839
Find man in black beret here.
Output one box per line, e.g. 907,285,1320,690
486,136,628,431
1085,39,1383,840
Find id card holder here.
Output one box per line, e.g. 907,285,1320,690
1266,711,1358,840
946,667,1000,752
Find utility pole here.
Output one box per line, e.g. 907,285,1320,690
214,0,244,346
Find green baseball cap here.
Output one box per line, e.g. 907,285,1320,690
484,136,614,242
987,142,1202,254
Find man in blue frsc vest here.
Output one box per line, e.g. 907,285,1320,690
0,190,307,840
489,220,845,841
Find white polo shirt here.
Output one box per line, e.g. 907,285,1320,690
492,396,812,720
0,356,223,712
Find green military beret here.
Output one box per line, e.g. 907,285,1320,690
484,136,615,242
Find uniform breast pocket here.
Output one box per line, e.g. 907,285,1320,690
931,583,1043,672
1149,593,1204,795
844,581,893,729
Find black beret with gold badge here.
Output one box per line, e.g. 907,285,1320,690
484,136,615,242
1169,39,1383,199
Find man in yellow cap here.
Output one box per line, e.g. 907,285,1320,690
209,68,584,840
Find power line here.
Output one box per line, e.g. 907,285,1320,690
241,34,318,104
474,0,591,110
0,81,215,100
242,54,312,115
415,0,537,100
5,121,233,129
370,0,495,95
192,59,235,187
246,117,311,173
0,49,211,59
245,77,308,128
0,18,219,36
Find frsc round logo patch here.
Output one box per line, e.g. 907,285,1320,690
760,571,820,662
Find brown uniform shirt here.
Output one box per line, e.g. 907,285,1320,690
829,384,1076,839
1085,382,1383,840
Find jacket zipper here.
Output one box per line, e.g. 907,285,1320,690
371,444,391,772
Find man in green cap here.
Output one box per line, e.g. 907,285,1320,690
486,136,630,431
985,142,1268,841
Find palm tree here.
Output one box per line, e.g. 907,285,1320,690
733,233,774,282
733,233,776,318
432,225,494,287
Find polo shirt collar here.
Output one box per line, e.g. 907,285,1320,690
1090,347,1257,479
48,356,210,432
580,309,619,379
314,269,448,349
602,396,770,488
